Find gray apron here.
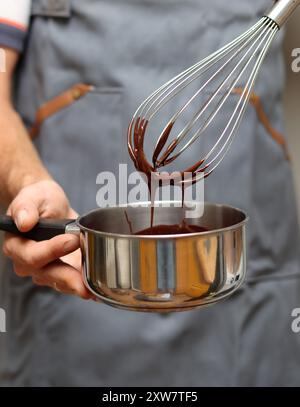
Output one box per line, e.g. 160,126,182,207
0,0,300,386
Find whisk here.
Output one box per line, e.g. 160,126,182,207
128,0,300,182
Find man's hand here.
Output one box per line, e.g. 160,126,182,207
0,49,92,299
2,180,93,299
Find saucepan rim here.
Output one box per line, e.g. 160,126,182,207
76,201,249,240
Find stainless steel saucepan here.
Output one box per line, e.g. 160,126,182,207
0,202,248,312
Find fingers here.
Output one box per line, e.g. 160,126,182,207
3,233,80,271
3,234,97,301
31,260,92,300
3,180,93,301
4,236,92,300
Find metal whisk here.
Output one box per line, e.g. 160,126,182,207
128,0,300,181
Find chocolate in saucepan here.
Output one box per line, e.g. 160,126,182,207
135,223,208,236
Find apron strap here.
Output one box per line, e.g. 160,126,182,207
233,87,290,161
29,83,94,138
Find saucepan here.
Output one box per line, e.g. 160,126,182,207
0,202,248,312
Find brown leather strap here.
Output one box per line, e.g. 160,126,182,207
29,83,94,139
233,87,290,160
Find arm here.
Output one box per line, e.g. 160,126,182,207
0,49,92,300
0,48,51,204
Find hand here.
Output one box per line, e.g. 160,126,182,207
2,180,93,300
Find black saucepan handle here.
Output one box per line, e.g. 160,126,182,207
0,215,76,241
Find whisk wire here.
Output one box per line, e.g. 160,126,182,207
199,22,279,178
135,19,266,123
128,14,281,182
157,18,274,166
161,18,278,166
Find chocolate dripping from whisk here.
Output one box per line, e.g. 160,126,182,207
128,117,210,185
128,117,153,188
128,117,155,226
127,116,210,228
152,122,175,168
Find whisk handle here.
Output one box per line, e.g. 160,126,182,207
265,0,300,27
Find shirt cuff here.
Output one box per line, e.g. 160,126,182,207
0,22,27,52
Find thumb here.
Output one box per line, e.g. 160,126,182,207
8,188,44,232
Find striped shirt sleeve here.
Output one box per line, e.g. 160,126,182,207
0,1,31,52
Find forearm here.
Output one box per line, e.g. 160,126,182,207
0,48,51,205
0,103,51,204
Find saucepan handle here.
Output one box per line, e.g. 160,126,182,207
0,215,78,241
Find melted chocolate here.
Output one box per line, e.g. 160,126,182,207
135,223,208,236
124,210,133,235
127,116,208,235
127,116,209,187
